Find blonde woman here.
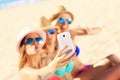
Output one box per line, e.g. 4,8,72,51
48,5,120,80
39,16,75,80
49,5,101,40
9,27,75,80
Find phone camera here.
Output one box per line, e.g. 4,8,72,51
63,35,65,37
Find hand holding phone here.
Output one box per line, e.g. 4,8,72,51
57,32,75,59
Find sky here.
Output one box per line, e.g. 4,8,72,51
0,0,44,10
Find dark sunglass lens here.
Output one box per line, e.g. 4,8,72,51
36,37,43,44
58,18,64,24
66,18,72,24
48,29,55,34
26,38,34,44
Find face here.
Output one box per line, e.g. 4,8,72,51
45,28,58,44
55,13,72,32
24,33,44,55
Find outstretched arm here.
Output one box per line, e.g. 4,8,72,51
10,46,75,80
70,26,102,36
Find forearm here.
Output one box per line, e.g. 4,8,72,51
37,66,55,80
20,65,55,80
76,29,87,35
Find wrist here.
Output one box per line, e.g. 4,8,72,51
48,63,56,73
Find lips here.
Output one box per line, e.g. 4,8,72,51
61,27,67,32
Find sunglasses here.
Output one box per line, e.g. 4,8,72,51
25,37,43,45
58,17,72,24
48,29,55,34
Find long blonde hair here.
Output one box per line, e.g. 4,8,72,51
19,44,27,70
19,41,42,70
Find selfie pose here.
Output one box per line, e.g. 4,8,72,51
9,27,75,80
39,5,120,80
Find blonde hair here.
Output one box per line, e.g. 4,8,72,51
49,5,74,23
40,16,51,28
19,40,42,70
39,16,60,55
19,44,27,70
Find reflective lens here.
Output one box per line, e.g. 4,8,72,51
26,38,34,44
58,17,72,24
25,37,43,44
66,18,72,24
48,29,55,34
35,37,43,44
58,17,65,24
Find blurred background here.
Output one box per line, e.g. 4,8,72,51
0,0,120,80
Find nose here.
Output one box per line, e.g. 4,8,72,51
34,40,39,45
62,22,69,29
34,40,39,49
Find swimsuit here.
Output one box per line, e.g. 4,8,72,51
55,61,74,76
55,45,80,76
47,74,60,80
75,45,80,56
73,65,91,78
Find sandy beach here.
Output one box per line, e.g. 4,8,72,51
0,0,120,79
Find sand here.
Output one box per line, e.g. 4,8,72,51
0,0,120,79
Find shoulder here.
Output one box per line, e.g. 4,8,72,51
19,67,39,80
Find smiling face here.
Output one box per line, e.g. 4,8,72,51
24,33,44,55
55,13,73,32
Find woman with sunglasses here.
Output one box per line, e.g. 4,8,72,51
49,5,101,40
39,17,76,80
47,5,120,80
10,27,75,80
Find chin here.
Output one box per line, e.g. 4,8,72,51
61,29,67,32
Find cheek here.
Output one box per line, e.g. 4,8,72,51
25,45,30,50
39,43,45,48
56,22,62,27
47,34,52,38
25,45,35,55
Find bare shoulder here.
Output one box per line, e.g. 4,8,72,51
19,67,39,80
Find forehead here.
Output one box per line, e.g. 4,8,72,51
25,33,40,38
58,13,72,19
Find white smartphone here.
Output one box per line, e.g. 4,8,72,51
57,32,75,59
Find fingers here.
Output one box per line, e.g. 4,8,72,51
84,27,102,35
61,52,76,63
58,60,71,68
61,45,68,53
59,49,73,60
67,52,76,60
56,45,68,57
92,27,102,32
83,27,90,34
58,53,76,68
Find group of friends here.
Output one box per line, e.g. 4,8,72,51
9,5,120,80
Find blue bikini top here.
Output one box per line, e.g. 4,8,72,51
55,45,80,76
